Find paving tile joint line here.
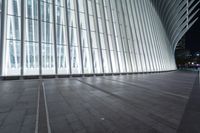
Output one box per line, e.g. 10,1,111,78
42,82,52,133
35,82,40,133
35,81,51,133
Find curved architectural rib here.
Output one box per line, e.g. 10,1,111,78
150,0,199,50
0,0,199,76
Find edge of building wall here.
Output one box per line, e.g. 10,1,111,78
0,70,177,81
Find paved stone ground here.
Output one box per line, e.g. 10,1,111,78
0,80,39,133
0,71,199,133
177,71,200,133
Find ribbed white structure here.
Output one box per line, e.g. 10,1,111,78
0,0,199,76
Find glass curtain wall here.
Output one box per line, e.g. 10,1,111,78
78,0,93,74
116,0,132,73
24,0,39,75
1,0,177,76
0,0,2,75
4,0,21,76
41,0,55,75
121,0,137,72
87,0,103,73
110,0,126,73
103,0,119,73
55,0,69,74
2,0,132,76
0,0,2,45
96,0,111,73
67,0,82,74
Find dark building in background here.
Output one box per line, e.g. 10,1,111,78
185,0,200,53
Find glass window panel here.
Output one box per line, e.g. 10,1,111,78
111,10,116,22
42,0,52,3
115,37,122,51
126,27,131,40
92,49,102,73
70,46,82,74
0,13,1,37
79,13,86,29
104,0,108,6
125,52,131,72
8,0,21,16
67,0,75,10
108,35,114,50
68,10,76,27
0,0,1,11
136,54,142,72
3,40,21,76
25,19,38,42
81,30,88,48
118,52,125,72
6,16,21,40
98,18,103,33
106,21,111,34
96,0,100,4
82,48,92,74
104,7,109,20
100,34,105,49
55,6,66,25
96,4,101,17
89,16,95,31
110,51,118,73
40,2,53,22
56,25,67,45
56,0,65,6
42,43,56,75
57,45,69,74
128,39,134,53
88,0,93,15
24,42,39,75
102,50,110,73
113,22,118,35
25,0,38,19
130,53,137,72
122,38,128,52
78,0,84,12
69,27,78,46
41,22,54,43
91,32,98,48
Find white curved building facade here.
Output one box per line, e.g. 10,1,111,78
0,0,199,76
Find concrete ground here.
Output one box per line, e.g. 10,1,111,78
0,71,199,133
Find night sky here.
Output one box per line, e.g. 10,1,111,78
185,1,200,53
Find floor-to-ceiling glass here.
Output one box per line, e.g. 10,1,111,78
103,0,119,73
78,0,93,74
67,0,82,74
0,0,2,45
41,0,56,75
88,0,103,73
3,0,21,76
55,0,69,74
1,0,180,76
110,0,126,73
24,0,39,75
96,0,111,73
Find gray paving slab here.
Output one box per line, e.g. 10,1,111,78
0,71,198,133
0,80,39,133
177,72,200,133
